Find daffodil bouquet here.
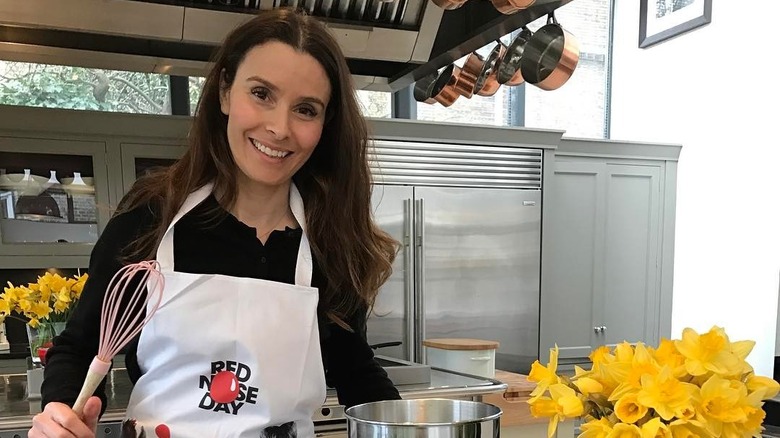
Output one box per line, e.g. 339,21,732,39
527,326,780,438
0,272,88,328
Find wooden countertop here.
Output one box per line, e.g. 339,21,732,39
482,370,546,427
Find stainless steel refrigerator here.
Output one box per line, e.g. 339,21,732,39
367,184,542,374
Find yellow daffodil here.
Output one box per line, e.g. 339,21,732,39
695,374,747,436
732,400,766,437
640,418,671,438
575,376,604,396
611,343,663,402
590,345,614,365
30,301,52,320
528,345,560,402
527,327,776,438
746,374,780,400
4,272,87,328
651,339,687,378
614,342,635,363
626,343,660,388
17,298,33,312
72,274,88,298
606,423,642,438
667,419,705,438
637,367,696,420
614,392,648,424
580,418,613,438
530,383,584,438
0,298,10,323
674,326,743,376
594,358,632,398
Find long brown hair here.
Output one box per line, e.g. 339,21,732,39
118,8,397,326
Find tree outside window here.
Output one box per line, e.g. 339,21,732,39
0,61,171,114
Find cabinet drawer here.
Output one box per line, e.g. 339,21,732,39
0,422,120,437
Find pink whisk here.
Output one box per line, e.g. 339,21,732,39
72,260,165,415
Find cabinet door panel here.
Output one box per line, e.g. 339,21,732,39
0,137,109,256
540,161,604,362
601,165,661,347
119,142,187,196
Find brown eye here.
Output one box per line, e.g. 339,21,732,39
297,105,318,118
251,87,271,101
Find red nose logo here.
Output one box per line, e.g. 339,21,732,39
155,424,170,438
210,370,240,403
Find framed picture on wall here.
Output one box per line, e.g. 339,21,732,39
639,0,712,48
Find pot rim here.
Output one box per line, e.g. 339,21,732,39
496,27,532,85
344,398,502,427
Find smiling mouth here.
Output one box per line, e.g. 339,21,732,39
251,138,290,159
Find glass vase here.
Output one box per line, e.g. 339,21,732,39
26,321,66,365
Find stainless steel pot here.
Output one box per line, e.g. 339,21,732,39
345,398,501,437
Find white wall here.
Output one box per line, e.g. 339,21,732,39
610,0,780,377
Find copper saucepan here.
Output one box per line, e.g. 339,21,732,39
474,43,504,97
453,52,484,98
520,13,579,91
490,0,535,15
429,64,461,107
496,27,533,86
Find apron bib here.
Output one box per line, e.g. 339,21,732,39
125,183,326,438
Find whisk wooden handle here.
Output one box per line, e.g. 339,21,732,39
72,357,111,416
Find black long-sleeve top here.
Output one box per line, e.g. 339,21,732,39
42,194,400,414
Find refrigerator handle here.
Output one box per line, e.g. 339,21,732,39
414,198,425,363
403,198,415,362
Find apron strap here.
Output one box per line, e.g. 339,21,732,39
289,184,313,287
155,183,314,288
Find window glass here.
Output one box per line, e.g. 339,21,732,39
415,39,516,126
412,0,611,138
188,78,391,119
356,90,391,118
523,0,611,138
0,61,172,114
189,76,207,116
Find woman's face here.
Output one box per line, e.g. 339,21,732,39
220,41,331,190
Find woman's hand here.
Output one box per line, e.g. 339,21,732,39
29,397,102,438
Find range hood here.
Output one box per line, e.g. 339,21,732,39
0,0,572,92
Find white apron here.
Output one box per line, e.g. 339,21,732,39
125,183,326,438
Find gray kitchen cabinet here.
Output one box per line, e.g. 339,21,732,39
539,138,680,367
0,136,110,258
0,105,190,268
117,142,187,197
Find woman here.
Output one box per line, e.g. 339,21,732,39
31,8,400,438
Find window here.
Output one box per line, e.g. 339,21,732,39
523,0,611,138
411,0,612,138
187,79,391,119
356,90,391,118
416,40,518,126
189,76,207,115
0,61,172,114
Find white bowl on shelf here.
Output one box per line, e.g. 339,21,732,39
0,172,48,194
60,176,95,186
61,175,95,194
